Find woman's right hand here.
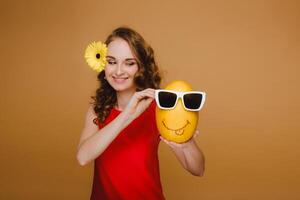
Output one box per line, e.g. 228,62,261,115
77,88,155,166
123,88,155,121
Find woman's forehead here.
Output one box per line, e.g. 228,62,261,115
107,38,136,60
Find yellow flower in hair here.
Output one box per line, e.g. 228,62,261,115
84,41,107,72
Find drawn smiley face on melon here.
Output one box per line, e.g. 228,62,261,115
155,80,206,143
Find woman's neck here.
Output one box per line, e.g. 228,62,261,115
115,89,136,111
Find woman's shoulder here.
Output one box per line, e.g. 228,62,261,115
142,100,157,119
87,104,96,114
148,100,157,112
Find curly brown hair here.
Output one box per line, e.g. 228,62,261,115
91,27,162,125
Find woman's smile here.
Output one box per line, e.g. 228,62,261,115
112,76,129,84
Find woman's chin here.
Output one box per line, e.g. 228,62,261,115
112,84,134,92
108,80,136,92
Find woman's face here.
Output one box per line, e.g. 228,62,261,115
105,38,139,92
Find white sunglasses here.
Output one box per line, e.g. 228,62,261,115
155,89,206,111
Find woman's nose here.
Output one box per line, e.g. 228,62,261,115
115,63,123,75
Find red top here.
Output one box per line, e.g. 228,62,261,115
90,101,165,200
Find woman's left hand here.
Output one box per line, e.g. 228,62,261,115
160,129,205,176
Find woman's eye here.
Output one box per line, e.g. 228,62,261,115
126,62,136,66
108,61,116,65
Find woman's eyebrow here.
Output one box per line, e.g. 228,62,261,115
106,55,115,59
125,58,137,62
106,56,136,61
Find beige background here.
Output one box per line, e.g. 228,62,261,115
1,0,299,199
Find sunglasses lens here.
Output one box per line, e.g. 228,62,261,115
183,93,203,110
158,91,177,108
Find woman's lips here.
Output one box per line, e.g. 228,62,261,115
113,77,128,84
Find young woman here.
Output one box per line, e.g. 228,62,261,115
77,27,205,200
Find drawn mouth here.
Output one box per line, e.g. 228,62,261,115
162,120,190,135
